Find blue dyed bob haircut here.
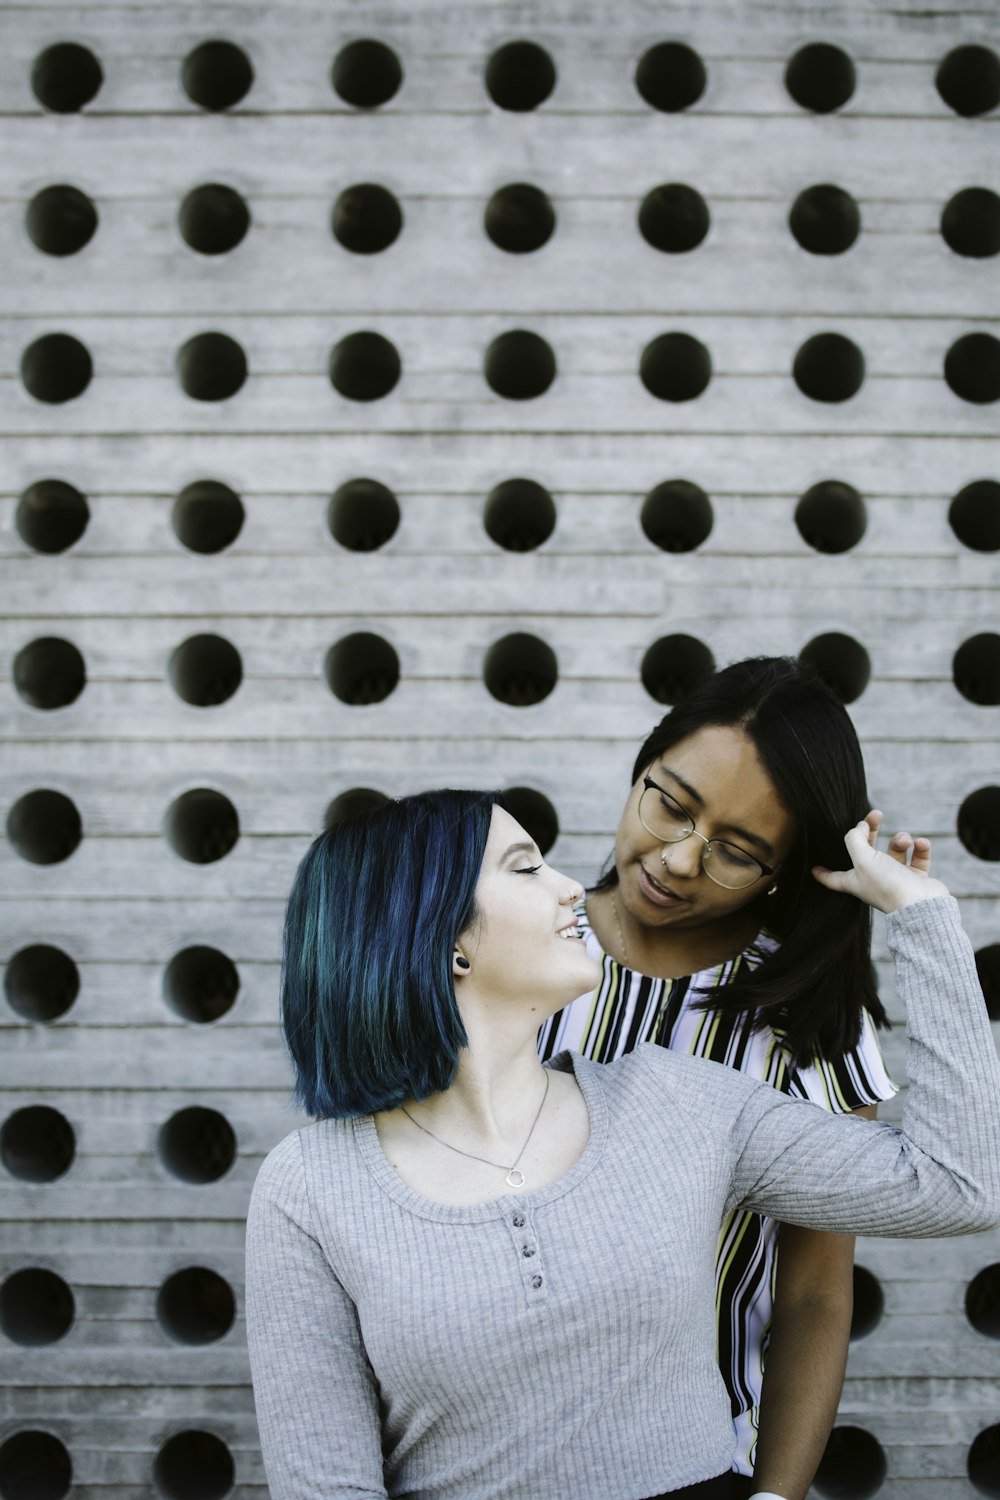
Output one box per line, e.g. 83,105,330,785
281,788,499,1118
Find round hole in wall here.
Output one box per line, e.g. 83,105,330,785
484,330,556,400
26,186,98,257
635,42,707,112
969,1424,1000,1498
164,789,239,865
795,481,867,553
484,183,556,254
324,788,391,830
178,185,250,256
793,333,864,403
15,480,89,554
850,1266,885,1339
945,334,1000,404
976,945,1000,1020
157,1108,236,1184
153,1430,235,1500
328,479,400,551
798,632,871,704
332,184,403,254
20,334,92,405
181,40,253,111
31,42,103,113
958,787,1000,861
641,634,716,706
936,45,1000,117
6,791,82,866
638,184,710,253
814,1426,886,1499
0,1270,74,1347
640,333,712,402
484,479,556,551
168,635,242,708
325,634,400,705
329,332,401,402
949,480,1000,552
163,948,239,1024
13,639,86,711
485,40,556,112
785,42,856,113
640,480,713,552
484,634,558,707
332,39,403,109
789,185,861,255
172,481,244,555
499,788,559,855
176,333,247,402
966,1263,1000,1338
941,188,1000,259
156,1267,236,1345
0,1107,75,1184
0,1429,72,1500
4,946,79,1023
953,634,1000,706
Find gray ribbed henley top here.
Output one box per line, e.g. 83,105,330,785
246,896,1000,1500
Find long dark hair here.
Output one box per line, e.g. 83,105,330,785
594,656,888,1063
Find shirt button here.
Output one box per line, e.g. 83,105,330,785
522,1245,536,1257
530,1275,543,1289
512,1214,525,1228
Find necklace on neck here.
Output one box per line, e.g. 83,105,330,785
610,888,631,968
400,1071,550,1190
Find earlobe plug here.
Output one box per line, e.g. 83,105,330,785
455,955,471,971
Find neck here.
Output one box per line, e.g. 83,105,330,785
591,885,761,978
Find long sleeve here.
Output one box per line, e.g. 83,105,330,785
245,1132,389,1500
729,895,1000,1236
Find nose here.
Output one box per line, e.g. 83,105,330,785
552,867,585,904
659,833,704,881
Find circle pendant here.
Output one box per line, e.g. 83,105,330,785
506,1168,526,1188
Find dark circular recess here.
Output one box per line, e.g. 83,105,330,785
484,478,556,551
153,1430,235,1500
789,185,861,256
793,333,865,403
325,633,400,705
640,479,713,552
969,1424,1000,1498
635,42,707,113
485,40,556,112
795,481,867,554
163,947,239,1024
798,632,871,705
179,185,250,256
640,333,712,403
164,789,239,865
484,330,556,401
953,634,1000,706
26,185,98,257
176,333,247,403
977,945,1000,1020
20,334,92,405
483,633,558,707
31,42,103,113
958,786,1000,861
967,1263,1000,1337
936,45,1000,118
0,1107,75,1184
172,481,244,555
156,1267,236,1345
0,1269,74,1347
328,479,400,552
641,634,716,705
168,634,242,708
329,332,401,402
850,1265,885,1340
324,788,390,830
6,790,82,866
814,1426,887,1500
499,788,559,855
941,189,1000,259
332,39,403,109
4,946,79,1023
0,1429,72,1500
944,334,1000,404
484,183,556,254
638,184,710,254
13,638,86,711
785,42,856,113
181,40,254,112
949,480,1000,552
157,1108,236,1185
332,184,403,254
15,480,89,554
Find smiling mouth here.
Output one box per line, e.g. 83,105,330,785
556,922,584,940
639,865,689,903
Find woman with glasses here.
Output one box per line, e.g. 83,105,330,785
538,657,897,1500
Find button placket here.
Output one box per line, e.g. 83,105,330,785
505,1205,546,1302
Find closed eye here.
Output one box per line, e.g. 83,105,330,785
516,864,542,876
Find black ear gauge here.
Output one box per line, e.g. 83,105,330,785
455,955,471,971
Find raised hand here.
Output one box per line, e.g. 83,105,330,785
812,810,948,914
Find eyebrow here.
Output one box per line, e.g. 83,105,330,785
499,840,539,864
658,765,775,857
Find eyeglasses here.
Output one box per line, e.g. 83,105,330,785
637,776,776,891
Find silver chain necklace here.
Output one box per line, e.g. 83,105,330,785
400,1071,550,1189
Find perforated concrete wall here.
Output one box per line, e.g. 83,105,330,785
2,1,1000,1496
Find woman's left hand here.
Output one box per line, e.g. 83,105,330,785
812,809,949,915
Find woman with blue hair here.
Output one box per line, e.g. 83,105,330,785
246,788,1000,1500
